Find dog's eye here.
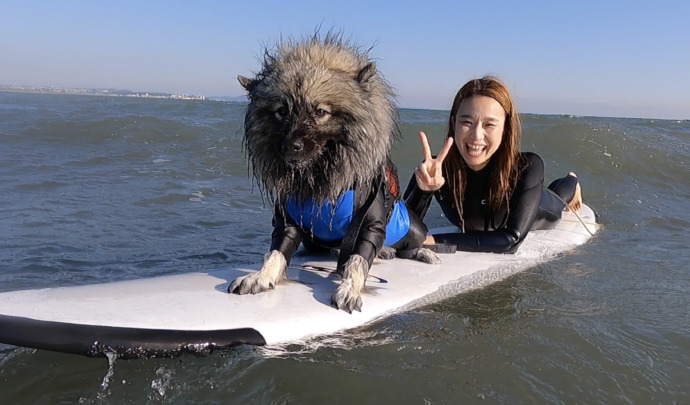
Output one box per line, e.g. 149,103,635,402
314,108,330,119
274,106,289,120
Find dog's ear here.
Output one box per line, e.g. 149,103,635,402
238,75,257,92
356,63,377,91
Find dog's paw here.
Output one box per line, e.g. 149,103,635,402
331,278,363,313
227,272,273,294
378,246,396,260
415,247,441,264
331,255,367,313
227,250,287,295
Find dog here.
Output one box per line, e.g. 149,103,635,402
228,32,439,313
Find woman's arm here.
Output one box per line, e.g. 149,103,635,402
433,153,544,253
403,174,435,220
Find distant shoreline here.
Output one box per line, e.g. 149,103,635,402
0,84,248,102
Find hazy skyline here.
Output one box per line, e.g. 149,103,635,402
2,0,688,119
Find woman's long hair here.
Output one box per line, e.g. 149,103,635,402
442,76,522,231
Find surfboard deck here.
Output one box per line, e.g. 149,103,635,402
0,205,598,358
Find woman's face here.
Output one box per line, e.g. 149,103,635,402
453,95,506,171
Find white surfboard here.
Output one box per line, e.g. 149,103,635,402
0,205,598,358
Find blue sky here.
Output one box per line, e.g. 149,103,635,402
2,0,688,119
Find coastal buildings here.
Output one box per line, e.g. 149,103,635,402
0,85,206,100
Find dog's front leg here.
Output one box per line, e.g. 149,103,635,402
331,254,368,313
227,250,287,294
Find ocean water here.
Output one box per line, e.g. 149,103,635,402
0,91,688,404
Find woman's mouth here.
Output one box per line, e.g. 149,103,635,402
466,144,486,157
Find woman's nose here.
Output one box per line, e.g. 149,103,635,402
469,124,484,140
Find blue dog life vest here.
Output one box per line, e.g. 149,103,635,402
285,190,409,247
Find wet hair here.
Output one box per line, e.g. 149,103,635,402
238,32,398,205
442,75,522,230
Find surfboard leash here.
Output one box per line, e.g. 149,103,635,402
544,188,597,236
297,264,388,283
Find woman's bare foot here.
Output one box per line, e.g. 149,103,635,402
566,172,582,212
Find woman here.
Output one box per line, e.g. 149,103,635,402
404,76,582,253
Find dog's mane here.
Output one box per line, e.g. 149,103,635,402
241,32,399,205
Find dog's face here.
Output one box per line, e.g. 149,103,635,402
270,100,337,169
238,34,397,203
239,73,350,170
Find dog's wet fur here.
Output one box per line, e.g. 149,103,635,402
228,32,438,312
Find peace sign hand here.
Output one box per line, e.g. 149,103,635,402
414,131,454,192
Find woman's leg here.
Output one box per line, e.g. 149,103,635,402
533,173,583,230
548,172,582,212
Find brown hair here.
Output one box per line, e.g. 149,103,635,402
442,76,522,230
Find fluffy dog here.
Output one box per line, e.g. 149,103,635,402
228,33,439,313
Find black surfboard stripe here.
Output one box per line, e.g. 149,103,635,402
0,314,266,359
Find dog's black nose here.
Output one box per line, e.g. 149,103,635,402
282,139,304,153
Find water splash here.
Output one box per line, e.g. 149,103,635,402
257,328,396,358
149,366,174,400
99,351,118,391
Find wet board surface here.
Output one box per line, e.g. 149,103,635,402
0,205,598,358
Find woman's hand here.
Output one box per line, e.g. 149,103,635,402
414,132,454,192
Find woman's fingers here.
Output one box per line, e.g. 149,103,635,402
418,131,433,161
419,131,454,165
436,137,454,163
415,161,431,184
415,131,453,192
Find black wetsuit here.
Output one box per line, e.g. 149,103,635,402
404,152,577,254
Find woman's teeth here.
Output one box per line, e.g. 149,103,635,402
467,144,485,155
